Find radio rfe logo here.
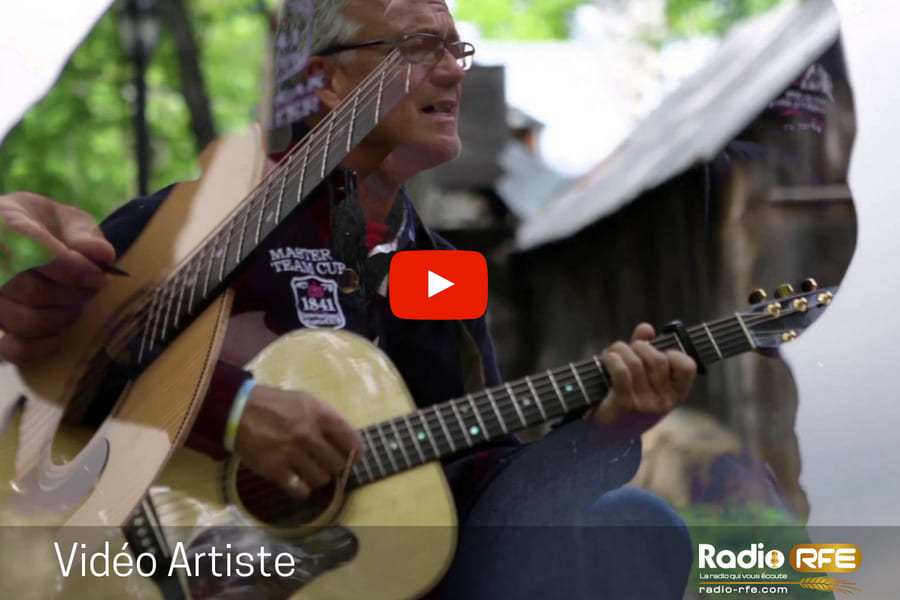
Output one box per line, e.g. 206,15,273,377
699,543,860,572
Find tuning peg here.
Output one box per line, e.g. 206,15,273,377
801,278,819,292
774,284,795,299
748,289,767,304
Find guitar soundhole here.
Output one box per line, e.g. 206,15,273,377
234,465,335,527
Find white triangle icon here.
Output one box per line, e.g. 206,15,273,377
428,270,455,298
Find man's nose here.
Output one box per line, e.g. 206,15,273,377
429,47,466,85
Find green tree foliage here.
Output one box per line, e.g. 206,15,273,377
665,0,788,37
454,0,587,40
0,0,275,279
0,0,790,279
455,0,789,41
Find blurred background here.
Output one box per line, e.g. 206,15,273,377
0,0,806,275
0,1,860,595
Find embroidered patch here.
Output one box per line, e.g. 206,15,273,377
291,276,346,329
268,247,346,276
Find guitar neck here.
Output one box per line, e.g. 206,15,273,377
349,313,759,487
132,53,413,368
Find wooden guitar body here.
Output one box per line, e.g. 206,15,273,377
150,329,457,600
0,125,267,532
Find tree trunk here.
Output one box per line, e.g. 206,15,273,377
157,0,217,151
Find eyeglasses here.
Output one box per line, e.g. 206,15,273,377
316,32,475,71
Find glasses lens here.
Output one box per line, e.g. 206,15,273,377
399,35,444,64
451,42,474,70
398,36,474,70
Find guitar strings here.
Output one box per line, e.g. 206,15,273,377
60,51,412,373
236,330,691,497
235,309,798,501
234,315,779,505
22,53,827,513
17,304,783,479
21,299,780,467
113,43,789,379
149,52,408,322
348,310,799,484
68,38,793,378
236,330,791,516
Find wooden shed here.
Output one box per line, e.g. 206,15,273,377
505,14,856,518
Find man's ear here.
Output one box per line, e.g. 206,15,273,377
306,57,342,111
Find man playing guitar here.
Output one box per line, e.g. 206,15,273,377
0,1,697,597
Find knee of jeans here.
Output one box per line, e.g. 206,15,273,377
589,486,689,532
584,487,693,587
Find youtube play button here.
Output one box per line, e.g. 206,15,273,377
390,251,488,320
428,271,455,298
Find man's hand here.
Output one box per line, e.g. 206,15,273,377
591,323,697,433
235,385,366,499
0,192,115,364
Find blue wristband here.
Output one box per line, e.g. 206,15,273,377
224,378,257,453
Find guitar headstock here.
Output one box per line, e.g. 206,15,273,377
743,278,836,349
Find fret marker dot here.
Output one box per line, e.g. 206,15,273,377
469,426,480,436
417,432,427,441
522,397,532,406
389,442,398,451
461,405,470,413
565,384,575,393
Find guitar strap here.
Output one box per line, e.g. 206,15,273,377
327,175,488,395
409,208,488,394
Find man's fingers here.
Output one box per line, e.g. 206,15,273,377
592,327,698,430
57,207,116,265
321,410,366,462
610,341,651,396
666,350,697,399
281,472,311,499
631,322,655,343
0,332,61,365
602,350,632,398
1,210,71,261
288,449,331,489
0,192,114,286
0,270,97,308
305,435,348,475
10,217,108,288
0,296,78,339
633,341,671,408
35,257,108,289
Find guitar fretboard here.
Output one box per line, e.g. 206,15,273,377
348,312,760,487
125,52,413,368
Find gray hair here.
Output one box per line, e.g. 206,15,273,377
309,0,361,62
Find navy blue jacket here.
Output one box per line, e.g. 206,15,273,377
99,174,516,508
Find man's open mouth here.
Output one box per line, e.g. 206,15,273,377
422,102,455,116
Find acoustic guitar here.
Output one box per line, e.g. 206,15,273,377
0,46,413,567
2,276,835,598
0,41,837,600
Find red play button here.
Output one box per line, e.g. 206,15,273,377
390,251,488,320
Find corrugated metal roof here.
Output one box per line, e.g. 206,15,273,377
496,142,573,220
516,0,841,251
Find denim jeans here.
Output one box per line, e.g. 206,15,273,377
432,420,694,599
